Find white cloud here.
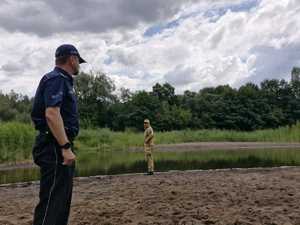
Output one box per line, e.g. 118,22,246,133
0,0,300,96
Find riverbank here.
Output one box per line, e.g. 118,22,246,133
1,167,300,225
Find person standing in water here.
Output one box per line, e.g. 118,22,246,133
144,119,154,175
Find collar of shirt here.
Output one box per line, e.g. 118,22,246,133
54,66,74,84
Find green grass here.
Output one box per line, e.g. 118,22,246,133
1,121,300,163
0,122,35,162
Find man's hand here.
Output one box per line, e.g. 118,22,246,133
62,148,76,166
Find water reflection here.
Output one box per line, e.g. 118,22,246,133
1,149,299,184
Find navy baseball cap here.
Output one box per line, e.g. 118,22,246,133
55,44,86,64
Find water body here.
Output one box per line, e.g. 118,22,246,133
1,149,300,184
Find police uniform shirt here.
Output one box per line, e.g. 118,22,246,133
31,67,79,138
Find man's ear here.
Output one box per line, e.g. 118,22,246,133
69,56,75,66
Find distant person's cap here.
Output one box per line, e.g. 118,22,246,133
55,44,86,64
144,119,150,124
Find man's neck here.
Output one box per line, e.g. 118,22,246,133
56,65,73,77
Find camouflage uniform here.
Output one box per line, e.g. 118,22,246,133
144,125,154,173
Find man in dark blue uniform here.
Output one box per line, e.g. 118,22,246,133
31,44,86,225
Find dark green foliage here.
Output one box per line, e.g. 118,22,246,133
1,70,300,131
109,79,300,131
74,71,118,128
0,91,32,123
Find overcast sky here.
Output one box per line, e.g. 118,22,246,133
0,0,299,96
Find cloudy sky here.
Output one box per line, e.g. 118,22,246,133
0,0,299,96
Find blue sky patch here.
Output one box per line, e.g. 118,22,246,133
104,56,113,65
144,0,261,37
144,20,179,37
204,0,261,22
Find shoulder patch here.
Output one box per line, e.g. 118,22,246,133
51,91,64,99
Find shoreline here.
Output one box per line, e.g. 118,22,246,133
1,167,300,225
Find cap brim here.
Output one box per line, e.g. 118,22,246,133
79,56,86,64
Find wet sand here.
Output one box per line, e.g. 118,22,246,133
0,167,300,225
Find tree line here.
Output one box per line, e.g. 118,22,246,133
1,71,300,131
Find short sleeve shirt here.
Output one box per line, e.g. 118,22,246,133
31,67,79,137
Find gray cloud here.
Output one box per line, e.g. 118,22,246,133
107,48,139,66
242,43,300,85
208,26,226,49
1,61,25,74
0,0,193,36
164,65,197,86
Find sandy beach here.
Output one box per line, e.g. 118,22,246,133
0,167,300,225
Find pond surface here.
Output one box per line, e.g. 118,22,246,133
1,149,300,184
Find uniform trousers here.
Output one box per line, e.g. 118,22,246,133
32,132,75,225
